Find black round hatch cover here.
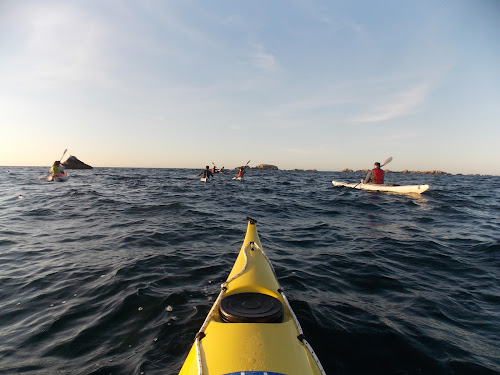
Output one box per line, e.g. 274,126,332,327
219,292,284,323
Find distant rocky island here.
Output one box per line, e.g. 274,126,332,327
62,155,93,169
251,164,279,170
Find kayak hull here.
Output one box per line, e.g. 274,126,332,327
332,180,429,194
178,219,324,375
48,173,69,182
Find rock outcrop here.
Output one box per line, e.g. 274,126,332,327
253,164,279,170
343,168,450,175
398,170,450,175
63,155,93,169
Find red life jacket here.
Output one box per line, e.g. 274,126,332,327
237,170,244,178
212,167,215,173
372,168,384,184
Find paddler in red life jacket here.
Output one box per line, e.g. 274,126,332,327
237,166,245,178
362,162,385,184
49,161,65,175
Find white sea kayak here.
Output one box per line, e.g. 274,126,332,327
232,177,242,181
332,180,429,194
200,177,208,182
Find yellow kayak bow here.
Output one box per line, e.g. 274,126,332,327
178,218,325,375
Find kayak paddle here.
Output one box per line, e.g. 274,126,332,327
59,149,67,162
381,156,393,167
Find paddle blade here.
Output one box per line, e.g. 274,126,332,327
382,156,393,167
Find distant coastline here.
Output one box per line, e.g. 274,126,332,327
341,168,452,175
249,165,491,176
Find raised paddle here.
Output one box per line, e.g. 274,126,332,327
59,149,67,162
241,160,251,170
381,156,393,167
353,156,393,188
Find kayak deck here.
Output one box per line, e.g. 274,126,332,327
178,218,325,375
332,180,429,194
48,172,69,182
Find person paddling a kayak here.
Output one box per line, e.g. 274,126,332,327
50,161,65,175
237,166,245,179
362,161,384,184
199,166,214,179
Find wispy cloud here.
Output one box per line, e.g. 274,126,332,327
346,82,435,123
264,94,352,119
249,42,278,71
291,1,362,32
223,14,245,27
320,16,362,33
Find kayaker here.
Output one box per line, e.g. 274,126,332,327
237,166,245,179
362,162,384,184
49,161,65,175
211,165,218,174
199,166,213,179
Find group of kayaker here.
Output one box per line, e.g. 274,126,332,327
199,165,246,180
48,158,385,185
199,161,384,183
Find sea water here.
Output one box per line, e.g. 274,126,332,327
0,167,499,374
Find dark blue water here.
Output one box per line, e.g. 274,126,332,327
1,167,499,375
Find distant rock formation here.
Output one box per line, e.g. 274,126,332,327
343,168,450,175
63,155,93,169
253,164,279,170
398,169,450,175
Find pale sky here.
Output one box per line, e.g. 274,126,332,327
1,0,499,175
